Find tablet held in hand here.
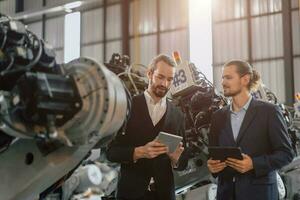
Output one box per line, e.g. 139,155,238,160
156,132,183,153
208,146,243,161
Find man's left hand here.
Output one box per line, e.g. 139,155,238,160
168,142,184,167
225,153,253,173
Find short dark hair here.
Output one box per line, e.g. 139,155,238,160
223,59,261,91
148,54,176,72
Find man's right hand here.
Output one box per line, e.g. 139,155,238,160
133,140,168,161
207,158,226,173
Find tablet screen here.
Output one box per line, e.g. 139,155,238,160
208,146,243,161
156,132,183,153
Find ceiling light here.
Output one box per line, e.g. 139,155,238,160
64,1,82,10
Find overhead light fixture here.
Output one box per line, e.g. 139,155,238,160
65,8,73,13
64,1,82,12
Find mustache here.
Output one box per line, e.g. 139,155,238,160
157,86,167,90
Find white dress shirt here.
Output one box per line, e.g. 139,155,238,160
144,90,167,126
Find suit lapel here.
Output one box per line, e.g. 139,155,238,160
162,100,172,130
140,94,155,127
236,99,257,144
224,106,236,145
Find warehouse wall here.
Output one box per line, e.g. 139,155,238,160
80,1,122,63
17,0,189,67
0,0,16,15
212,0,299,104
81,7,104,63
23,0,42,11
129,0,189,65
292,0,300,96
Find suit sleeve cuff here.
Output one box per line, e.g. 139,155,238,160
252,156,270,177
120,147,135,163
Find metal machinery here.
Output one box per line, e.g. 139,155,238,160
0,14,129,200
1,14,300,200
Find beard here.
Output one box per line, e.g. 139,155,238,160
152,85,168,97
223,87,242,97
149,79,168,97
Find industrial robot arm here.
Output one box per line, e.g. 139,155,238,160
0,13,128,200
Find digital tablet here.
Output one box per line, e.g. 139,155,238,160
208,146,243,161
156,132,183,153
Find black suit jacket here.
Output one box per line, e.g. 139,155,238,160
209,99,294,200
107,94,185,200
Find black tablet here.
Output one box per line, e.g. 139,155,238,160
208,146,243,161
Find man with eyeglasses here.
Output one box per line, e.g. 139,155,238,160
107,54,185,200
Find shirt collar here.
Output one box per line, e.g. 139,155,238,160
144,90,167,106
230,96,252,113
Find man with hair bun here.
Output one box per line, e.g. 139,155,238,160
207,59,294,200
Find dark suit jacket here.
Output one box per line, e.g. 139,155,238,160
209,99,294,200
107,94,185,200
